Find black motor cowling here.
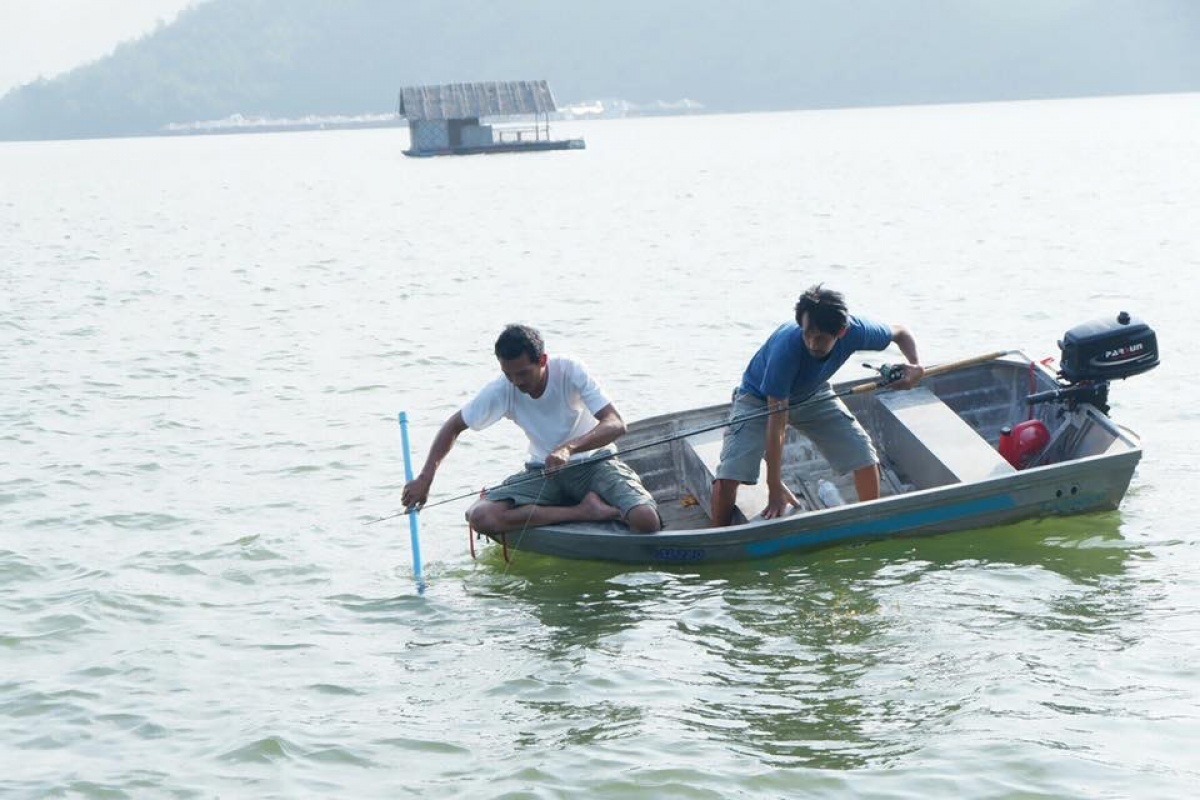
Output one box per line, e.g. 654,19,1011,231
1027,312,1158,415
1058,311,1159,383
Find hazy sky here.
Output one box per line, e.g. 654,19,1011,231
0,0,202,94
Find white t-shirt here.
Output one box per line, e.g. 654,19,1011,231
460,355,616,464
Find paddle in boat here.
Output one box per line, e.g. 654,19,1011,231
466,312,1158,564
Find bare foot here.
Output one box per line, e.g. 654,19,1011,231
579,491,621,522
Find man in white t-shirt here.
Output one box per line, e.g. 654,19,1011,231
401,324,661,535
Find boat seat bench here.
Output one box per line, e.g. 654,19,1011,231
875,387,1015,488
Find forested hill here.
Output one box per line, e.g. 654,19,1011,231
2,0,1198,141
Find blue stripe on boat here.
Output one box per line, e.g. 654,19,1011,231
746,494,1019,558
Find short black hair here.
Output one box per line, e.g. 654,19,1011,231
794,284,848,334
494,324,545,362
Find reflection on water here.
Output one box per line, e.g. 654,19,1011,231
474,511,1143,770
838,511,1135,584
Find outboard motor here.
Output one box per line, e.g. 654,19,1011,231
1027,311,1159,415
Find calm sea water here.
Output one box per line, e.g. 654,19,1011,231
3,94,1198,798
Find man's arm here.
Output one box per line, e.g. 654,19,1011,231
544,403,627,472
762,396,801,518
401,411,469,509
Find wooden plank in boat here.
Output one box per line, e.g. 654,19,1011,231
877,387,1015,487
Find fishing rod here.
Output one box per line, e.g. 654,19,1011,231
366,349,1014,526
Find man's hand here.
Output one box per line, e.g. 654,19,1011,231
892,363,925,390
544,445,572,475
402,473,432,510
763,482,801,519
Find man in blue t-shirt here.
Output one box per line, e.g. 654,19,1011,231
711,285,925,527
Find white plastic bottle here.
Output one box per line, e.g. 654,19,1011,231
817,479,844,508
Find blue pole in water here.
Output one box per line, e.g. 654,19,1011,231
398,412,426,592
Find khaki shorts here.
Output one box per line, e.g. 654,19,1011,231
715,385,878,484
486,455,657,520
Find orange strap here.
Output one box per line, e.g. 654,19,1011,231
465,487,512,563
467,486,489,560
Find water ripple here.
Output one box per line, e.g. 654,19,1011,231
2,98,1196,798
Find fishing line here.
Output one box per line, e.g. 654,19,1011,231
367,350,1013,526
368,390,836,526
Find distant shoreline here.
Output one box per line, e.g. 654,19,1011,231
160,113,408,136
159,100,706,138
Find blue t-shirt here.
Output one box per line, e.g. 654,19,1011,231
739,316,894,401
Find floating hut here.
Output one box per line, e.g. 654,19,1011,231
397,80,585,157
